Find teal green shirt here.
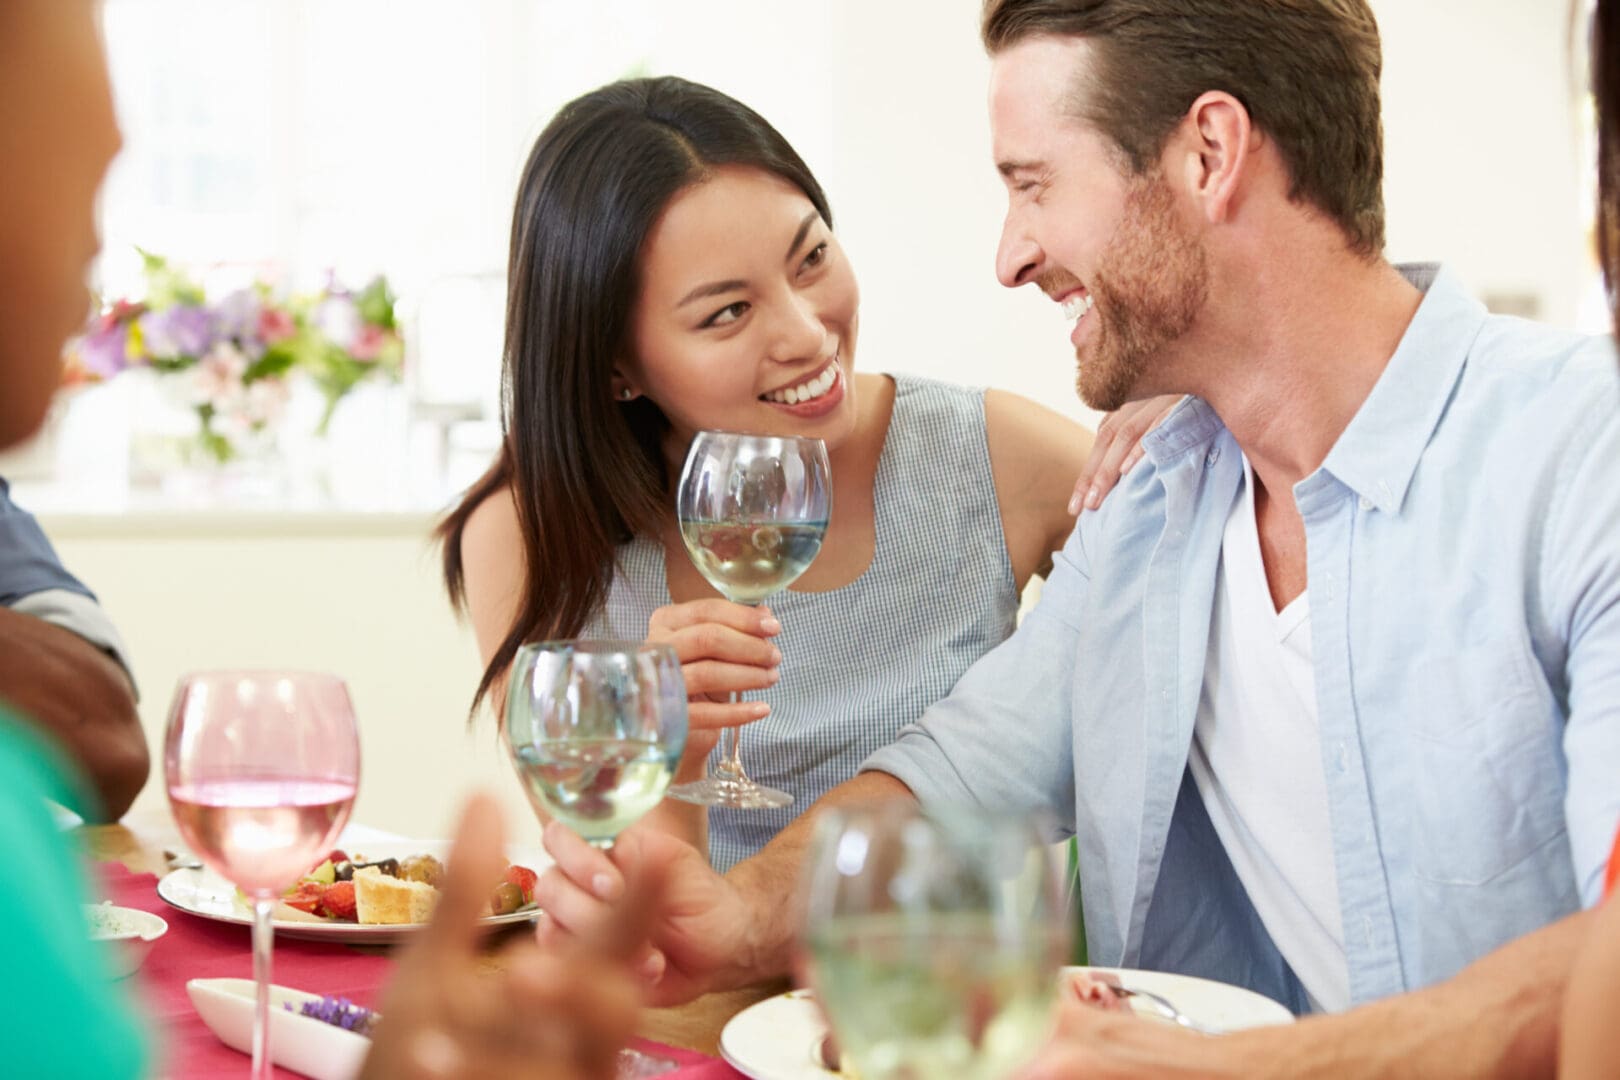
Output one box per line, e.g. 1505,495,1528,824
0,709,148,1077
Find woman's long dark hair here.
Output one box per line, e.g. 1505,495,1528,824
437,77,833,717
1597,0,1620,337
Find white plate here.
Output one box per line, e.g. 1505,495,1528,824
718,967,1294,1080
187,977,371,1080
156,840,551,944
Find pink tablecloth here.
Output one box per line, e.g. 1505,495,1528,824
95,862,743,1079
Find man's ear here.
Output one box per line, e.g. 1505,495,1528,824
1170,90,1254,228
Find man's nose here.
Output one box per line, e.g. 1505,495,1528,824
995,215,1042,289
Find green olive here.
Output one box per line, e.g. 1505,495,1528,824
490,881,525,916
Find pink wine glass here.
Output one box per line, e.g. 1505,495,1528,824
165,671,360,1080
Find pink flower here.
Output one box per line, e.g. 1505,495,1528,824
257,307,296,344
350,324,388,362
187,342,249,408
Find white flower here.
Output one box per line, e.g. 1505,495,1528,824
187,342,249,408
313,295,361,352
242,377,290,426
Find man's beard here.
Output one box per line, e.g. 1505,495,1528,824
1076,172,1209,412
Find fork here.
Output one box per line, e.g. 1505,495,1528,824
1090,971,1222,1036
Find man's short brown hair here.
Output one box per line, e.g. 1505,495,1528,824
982,0,1387,256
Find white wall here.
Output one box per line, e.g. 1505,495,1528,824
48,517,531,844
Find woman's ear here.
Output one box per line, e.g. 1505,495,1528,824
609,368,639,402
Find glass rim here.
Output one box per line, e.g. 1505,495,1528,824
171,669,350,685
512,639,678,658
687,429,829,448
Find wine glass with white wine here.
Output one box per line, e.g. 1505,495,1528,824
504,640,687,848
801,801,1069,1080
666,430,831,810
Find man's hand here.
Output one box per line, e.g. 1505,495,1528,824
360,793,644,1079
533,821,763,1006
0,606,145,820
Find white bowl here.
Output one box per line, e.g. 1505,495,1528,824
85,903,168,979
187,977,373,1080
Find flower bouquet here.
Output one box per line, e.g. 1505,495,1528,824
65,252,404,463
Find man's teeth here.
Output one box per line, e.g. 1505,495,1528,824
1062,293,1095,320
766,364,838,405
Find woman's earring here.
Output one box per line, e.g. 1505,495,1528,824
618,387,634,401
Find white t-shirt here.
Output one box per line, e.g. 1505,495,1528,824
1187,457,1351,1012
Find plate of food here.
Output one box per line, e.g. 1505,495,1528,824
156,842,550,944
718,967,1295,1079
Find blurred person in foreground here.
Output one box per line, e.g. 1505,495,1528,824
533,1,1620,1075
0,4,643,1077
1561,0,1620,1074
0,474,146,821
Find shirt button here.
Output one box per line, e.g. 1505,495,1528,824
1359,495,1374,511
1205,447,1220,468
1336,743,1351,773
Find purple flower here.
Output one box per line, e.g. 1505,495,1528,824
213,288,263,345
139,305,216,360
78,324,131,379
286,995,377,1037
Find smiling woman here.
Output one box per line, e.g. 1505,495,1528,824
436,75,1106,870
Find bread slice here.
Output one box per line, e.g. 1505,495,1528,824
353,866,438,925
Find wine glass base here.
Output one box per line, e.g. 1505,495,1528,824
667,776,793,809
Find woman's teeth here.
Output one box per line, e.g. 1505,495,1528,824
1063,293,1095,321
765,364,838,405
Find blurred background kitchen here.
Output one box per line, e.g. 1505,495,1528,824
6,0,1597,839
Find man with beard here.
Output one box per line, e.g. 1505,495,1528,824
533,1,1618,1072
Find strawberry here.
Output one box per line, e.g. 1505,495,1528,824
327,850,349,866
282,882,324,914
504,865,538,904
318,881,358,921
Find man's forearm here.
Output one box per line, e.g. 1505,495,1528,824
1202,910,1591,1079
0,606,147,820
726,769,917,982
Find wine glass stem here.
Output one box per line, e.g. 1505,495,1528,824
250,894,275,1080
716,691,750,784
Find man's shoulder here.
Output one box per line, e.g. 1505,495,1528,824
1459,315,1618,403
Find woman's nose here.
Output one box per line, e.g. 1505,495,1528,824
768,291,828,363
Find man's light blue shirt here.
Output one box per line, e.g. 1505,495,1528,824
865,265,1620,1012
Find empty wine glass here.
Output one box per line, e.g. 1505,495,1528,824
504,640,687,849
800,802,1069,1080
165,671,360,1080
667,430,831,809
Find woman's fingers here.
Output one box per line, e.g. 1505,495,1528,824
681,657,780,699
687,698,771,730
649,599,780,639
1071,394,1184,513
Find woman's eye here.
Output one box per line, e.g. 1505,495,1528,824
703,301,750,328
800,242,829,272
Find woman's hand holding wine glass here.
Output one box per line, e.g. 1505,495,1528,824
645,597,785,761
667,430,832,810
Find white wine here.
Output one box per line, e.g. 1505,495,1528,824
807,912,1060,1080
679,519,827,604
511,738,675,845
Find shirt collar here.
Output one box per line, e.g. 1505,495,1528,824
1139,263,1484,508
1315,262,1484,514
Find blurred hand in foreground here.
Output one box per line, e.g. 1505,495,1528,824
360,793,653,1080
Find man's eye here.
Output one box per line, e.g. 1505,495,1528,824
703,301,750,328
801,242,829,271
